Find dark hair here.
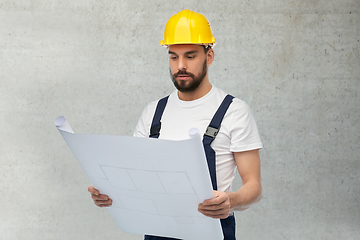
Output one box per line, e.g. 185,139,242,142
203,45,212,53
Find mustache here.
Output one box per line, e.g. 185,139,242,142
173,70,195,78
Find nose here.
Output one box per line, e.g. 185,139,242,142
178,56,187,71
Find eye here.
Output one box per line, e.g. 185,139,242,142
169,55,178,60
186,55,195,59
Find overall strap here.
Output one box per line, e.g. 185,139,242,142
149,96,169,138
204,94,235,141
203,94,234,190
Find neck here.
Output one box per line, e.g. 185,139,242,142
177,77,212,101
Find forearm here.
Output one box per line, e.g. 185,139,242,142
227,180,262,211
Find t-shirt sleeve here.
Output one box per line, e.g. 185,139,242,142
133,101,157,138
229,99,263,152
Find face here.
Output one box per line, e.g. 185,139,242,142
168,45,208,93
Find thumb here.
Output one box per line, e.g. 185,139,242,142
213,190,220,198
88,185,99,195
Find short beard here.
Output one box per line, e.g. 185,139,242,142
170,60,207,93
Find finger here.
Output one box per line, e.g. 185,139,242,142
91,194,109,201
94,199,113,207
198,201,230,211
200,195,228,207
198,203,229,216
198,208,229,219
199,196,230,212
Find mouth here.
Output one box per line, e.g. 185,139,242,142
176,75,191,81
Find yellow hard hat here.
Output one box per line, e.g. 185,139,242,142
160,9,216,46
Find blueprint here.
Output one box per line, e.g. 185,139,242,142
55,116,223,240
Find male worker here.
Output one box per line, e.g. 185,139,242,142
88,9,262,240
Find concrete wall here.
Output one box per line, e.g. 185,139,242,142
1,0,359,239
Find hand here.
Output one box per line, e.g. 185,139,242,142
88,185,112,207
198,190,231,219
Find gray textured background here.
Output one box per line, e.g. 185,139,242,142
1,0,359,239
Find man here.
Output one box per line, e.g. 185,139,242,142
88,9,262,240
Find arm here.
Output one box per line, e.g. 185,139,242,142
88,185,113,207
227,149,262,210
198,149,262,218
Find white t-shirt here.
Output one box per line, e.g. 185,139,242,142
134,86,263,192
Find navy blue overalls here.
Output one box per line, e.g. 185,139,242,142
145,95,236,240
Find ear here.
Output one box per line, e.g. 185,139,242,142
206,48,215,66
